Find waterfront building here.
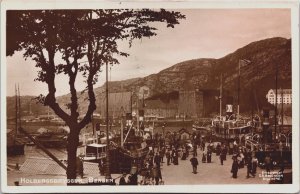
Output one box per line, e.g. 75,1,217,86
266,89,292,105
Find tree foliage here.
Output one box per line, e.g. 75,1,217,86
7,9,185,126
7,9,185,181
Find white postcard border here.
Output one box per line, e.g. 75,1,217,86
1,0,299,193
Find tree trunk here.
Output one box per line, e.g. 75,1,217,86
66,126,80,185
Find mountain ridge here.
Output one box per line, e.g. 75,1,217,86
7,37,291,117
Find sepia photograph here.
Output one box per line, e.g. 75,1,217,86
1,0,299,193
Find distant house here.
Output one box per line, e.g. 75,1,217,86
266,89,292,105
178,128,192,141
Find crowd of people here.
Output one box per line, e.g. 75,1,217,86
117,132,281,185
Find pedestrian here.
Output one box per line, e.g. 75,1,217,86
154,152,161,167
238,150,245,168
193,144,197,157
264,154,272,173
166,149,171,165
178,148,183,159
231,157,239,178
251,155,258,176
148,156,154,167
173,149,179,165
229,142,234,155
159,148,165,163
223,145,228,160
171,148,175,163
202,152,207,163
149,149,154,157
216,143,221,156
76,156,84,178
185,144,189,158
119,173,127,185
220,150,224,165
190,154,199,174
181,148,187,160
246,155,252,178
151,164,162,185
130,171,138,185
201,141,205,151
207,149,212,163
233,141,238,154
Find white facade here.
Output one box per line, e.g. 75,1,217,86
266,89,292,105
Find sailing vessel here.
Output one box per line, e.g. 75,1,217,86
81,63,149,175
7,84,25,156
210,74,252,143
7,130,25,156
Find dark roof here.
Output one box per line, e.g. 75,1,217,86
178,128,193,135
146,91,179,102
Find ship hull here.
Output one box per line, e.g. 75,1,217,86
7,143,25,156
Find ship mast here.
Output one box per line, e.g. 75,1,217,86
275,63,278,140
219,74,223,118
18,84,22,129
105,62,111,179
15,84,18,138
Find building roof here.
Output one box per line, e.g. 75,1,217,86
268,89,292,94
178,128,193,135
146,91,179,102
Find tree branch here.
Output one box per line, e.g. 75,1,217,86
44,48,71,124
68,50,79,122
79,70,96,129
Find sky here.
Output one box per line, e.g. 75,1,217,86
6,9,291,96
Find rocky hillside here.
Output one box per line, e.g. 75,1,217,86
91,37,291,97
7,37,292,117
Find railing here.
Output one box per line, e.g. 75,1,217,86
85,152,106,158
